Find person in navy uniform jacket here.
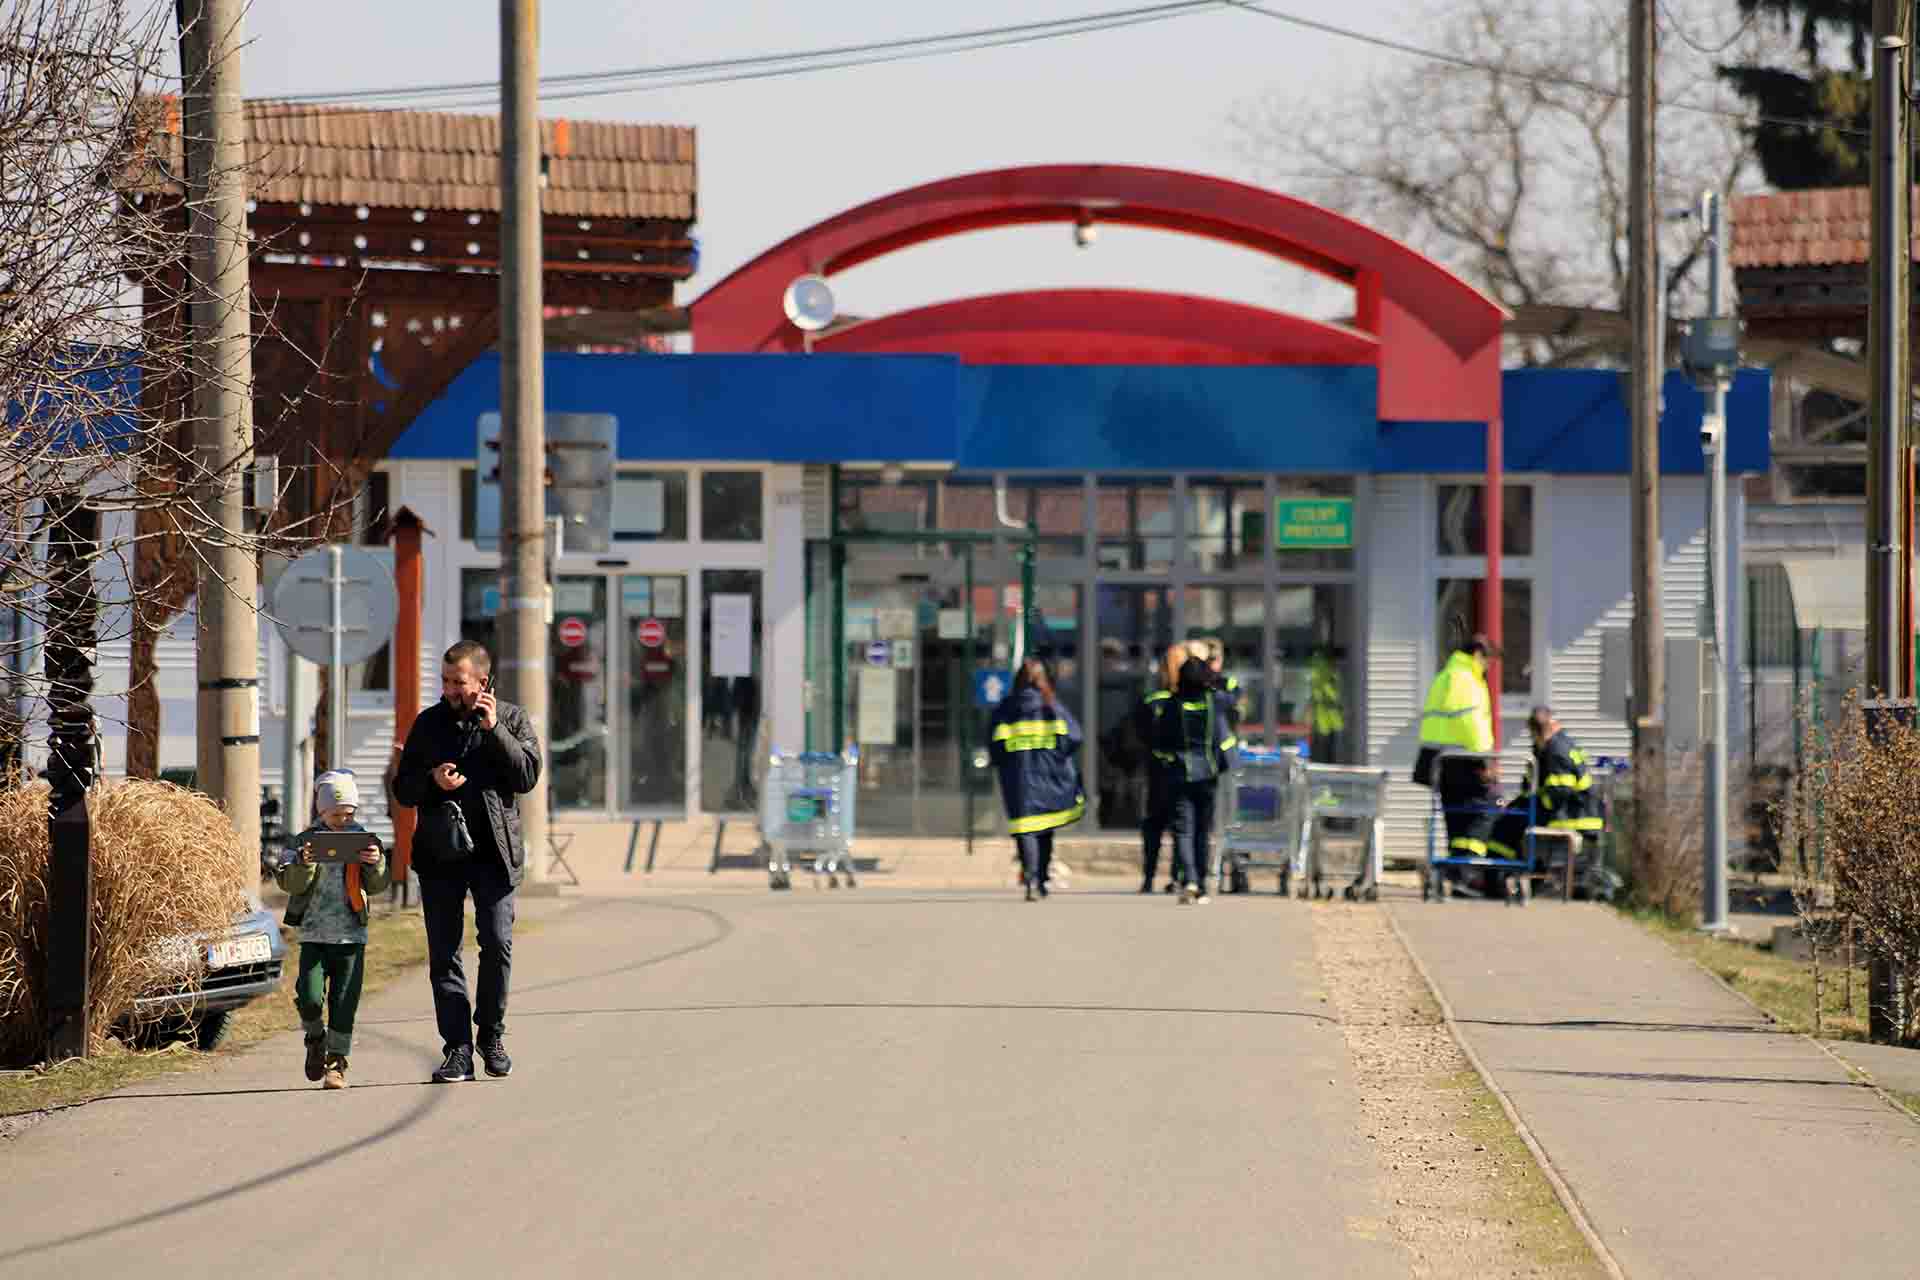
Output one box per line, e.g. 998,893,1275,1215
988,657,1086,902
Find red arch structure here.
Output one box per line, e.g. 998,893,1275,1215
809,289,1380,366
691,163,1512,712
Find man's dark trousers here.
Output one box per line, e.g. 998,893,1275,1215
418,858,515,1050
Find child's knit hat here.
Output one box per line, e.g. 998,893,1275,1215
315,770,360,814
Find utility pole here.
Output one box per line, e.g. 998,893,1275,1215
500,0,550,890
1865,0,1914,1042
1688,191,1738,934
181,0,260,869
1628,0,1666,888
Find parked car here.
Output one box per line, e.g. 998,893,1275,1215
123,905,287,1051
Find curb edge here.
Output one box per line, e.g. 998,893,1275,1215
1382,904,1629,1280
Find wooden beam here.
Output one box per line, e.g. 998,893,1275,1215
250,261,673,309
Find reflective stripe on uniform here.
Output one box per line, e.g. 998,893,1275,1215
1486,839,1519,859
1009,796,1086,834
1543,773,1592,791
993,718,1067,752
1548,816,1603,831
1219,736,1238,750
1449,836,1487,855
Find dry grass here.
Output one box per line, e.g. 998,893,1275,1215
1626,907,1871,1041
0,779,250,1065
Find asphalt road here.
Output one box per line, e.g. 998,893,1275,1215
2,889,1408,1279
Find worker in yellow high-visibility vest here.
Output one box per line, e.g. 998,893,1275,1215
1414,634,1499,893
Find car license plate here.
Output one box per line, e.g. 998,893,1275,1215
208,933,272,969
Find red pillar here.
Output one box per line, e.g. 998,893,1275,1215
385,506,431,882
1484,414,1503,749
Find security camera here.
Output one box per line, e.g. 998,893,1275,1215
1700,419,1722,449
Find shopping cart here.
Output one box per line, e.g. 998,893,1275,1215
1522,754,1626,903
1216,746,1312,896
1421,749,1531,905
760,748,859,890
1302,764,1390,900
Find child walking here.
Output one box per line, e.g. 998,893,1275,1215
276,771,389,1089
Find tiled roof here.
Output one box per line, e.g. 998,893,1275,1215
1732,188,1893,269
129,100,695,220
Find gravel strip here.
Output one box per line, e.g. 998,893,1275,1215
1310,902,1600,1278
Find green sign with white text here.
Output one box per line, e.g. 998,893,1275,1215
1274,498,1353,549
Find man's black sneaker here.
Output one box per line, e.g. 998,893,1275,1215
478,1037,513,1078
431,1044,474,1083
304,1036,327,1083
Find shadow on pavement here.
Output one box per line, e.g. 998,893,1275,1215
1522,1067,1869,1089
1457,1017,1776,1035
496,1000,1342,1025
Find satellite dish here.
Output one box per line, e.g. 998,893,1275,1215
783,274,837,333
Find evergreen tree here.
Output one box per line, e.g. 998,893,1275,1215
1719,0,1875,189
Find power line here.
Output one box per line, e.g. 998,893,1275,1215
251,1,1228,117
242,0,1869,144
1222,1,1868,140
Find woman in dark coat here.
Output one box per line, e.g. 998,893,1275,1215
988,658,1086,901
1149,656,1238,904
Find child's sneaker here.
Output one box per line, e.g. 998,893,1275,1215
304,1036,326,1083
322,1055,349,1090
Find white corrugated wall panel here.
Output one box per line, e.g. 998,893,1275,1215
1363,476,1433,860
1546,476,1712,764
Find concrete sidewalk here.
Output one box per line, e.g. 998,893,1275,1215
1389,896,1920,1280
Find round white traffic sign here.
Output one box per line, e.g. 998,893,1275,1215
557,617,588,648
636,618,667,648
269,544,398,667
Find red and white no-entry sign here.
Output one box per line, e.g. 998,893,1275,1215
636,618,667,649
557,617,588,649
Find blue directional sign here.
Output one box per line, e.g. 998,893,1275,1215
865,640,891,666
973,668,1012,707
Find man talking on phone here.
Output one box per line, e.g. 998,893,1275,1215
393,639,542,1083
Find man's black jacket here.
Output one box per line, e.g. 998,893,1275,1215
393,697,542,885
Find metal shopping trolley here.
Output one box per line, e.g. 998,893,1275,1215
1216,746,1312,896
1522,754,1626,903
760,748,859,890
1302,764,1390,900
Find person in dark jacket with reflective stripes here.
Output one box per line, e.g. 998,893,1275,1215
988,657,1085,902
1150,656,1238,904
1488,707,1599,874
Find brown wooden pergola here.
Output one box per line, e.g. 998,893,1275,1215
115,99,697,775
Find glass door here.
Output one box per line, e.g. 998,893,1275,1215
1093,584,1173,829
549,576,609,811
620,573,687,813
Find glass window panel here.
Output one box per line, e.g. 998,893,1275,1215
934,477,1002,532
1093,584,1175,829
1435,484,1534,557
459,467,477,542
838,473,935,533
701,570,763,812
701,470,763,541
1012,478,1087,555
614,470,687,541
623,574,686,810
1434,578,1533,696
1188,478,1263,572
1094,479,1174,572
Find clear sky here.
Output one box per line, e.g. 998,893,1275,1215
241,1,1408,326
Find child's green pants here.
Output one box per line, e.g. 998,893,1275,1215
294,941,365,1056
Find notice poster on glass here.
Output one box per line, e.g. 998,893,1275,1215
856,667,897,745
710,593,753,678
653,576,684,618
